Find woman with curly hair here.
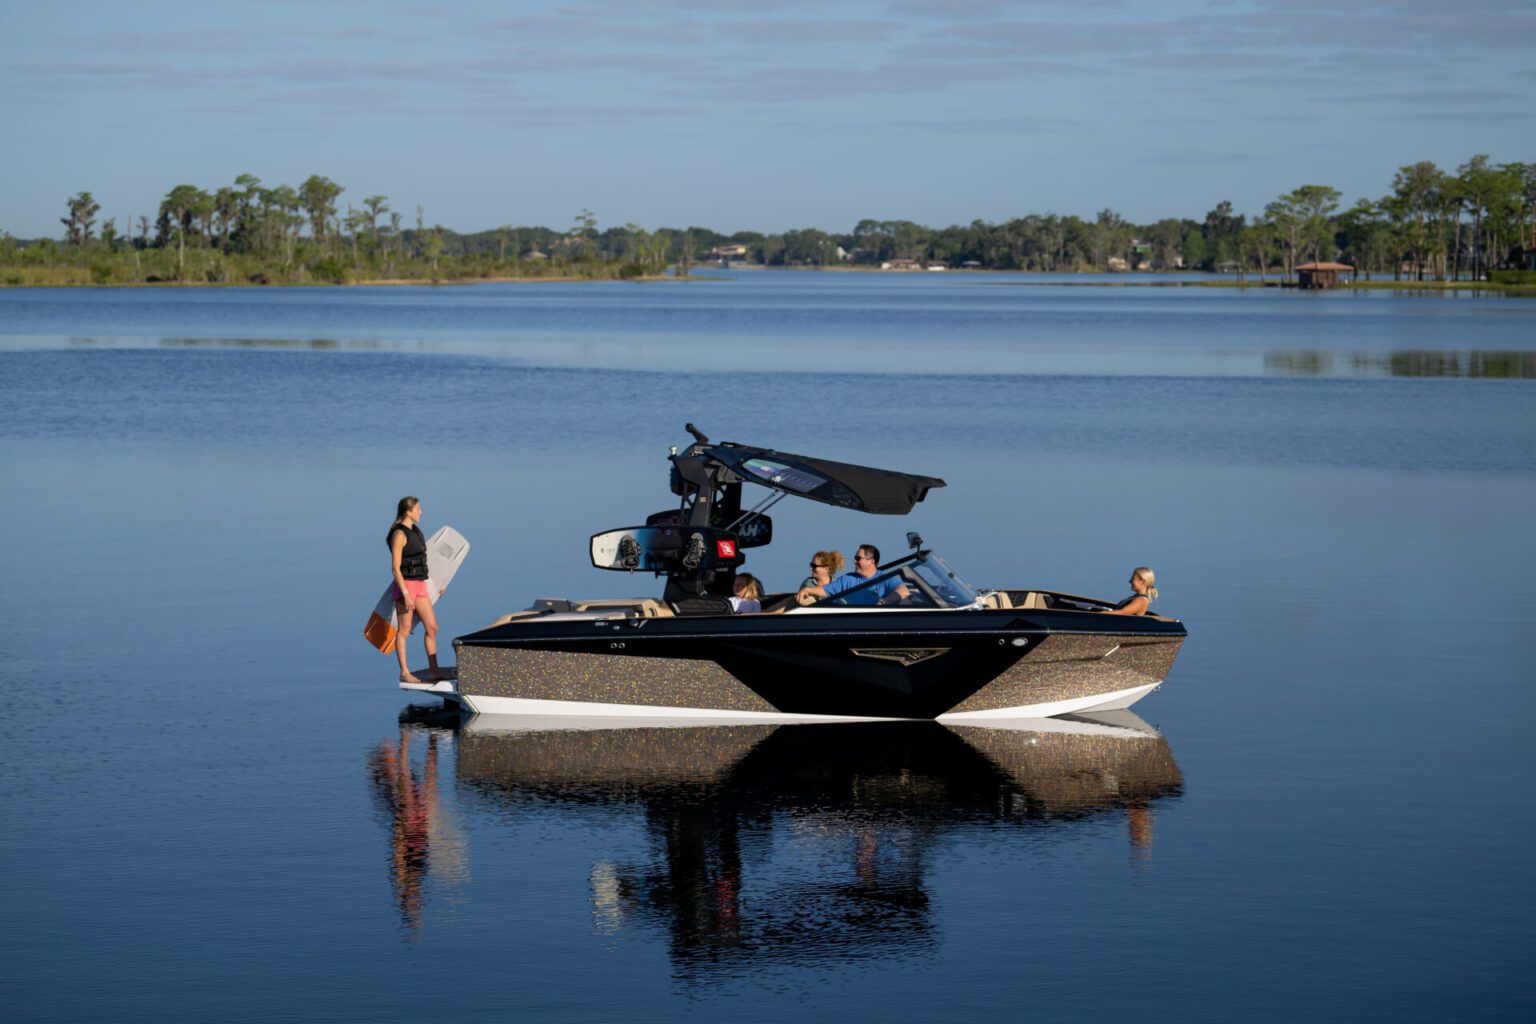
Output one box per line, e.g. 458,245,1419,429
799,549,844,591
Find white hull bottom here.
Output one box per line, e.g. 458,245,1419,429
438,681,1161,723
940,682,1160,720
400,679,458,695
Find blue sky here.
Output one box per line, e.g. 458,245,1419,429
2,0,1532,238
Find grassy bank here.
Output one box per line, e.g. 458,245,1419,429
0,246,675,287
1181,277,1536,294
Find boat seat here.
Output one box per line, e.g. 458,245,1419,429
981,591,1013,610
667,595,734,616
525,597,575,613
568,597,673,617
487,609,548,626
511,597,674,620
1014,591,1053,610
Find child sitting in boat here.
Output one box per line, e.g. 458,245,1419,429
729,573,763,613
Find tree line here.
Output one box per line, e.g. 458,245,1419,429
16,174,669,285
5,155,1533,286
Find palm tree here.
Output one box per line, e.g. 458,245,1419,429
160,184,205,277
61,192,100,246
363,196,390,252
299,175,343,250
1391,161,1445,281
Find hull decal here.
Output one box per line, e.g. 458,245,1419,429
849,647,951,666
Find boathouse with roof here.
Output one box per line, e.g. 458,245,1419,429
1296,262,1355,289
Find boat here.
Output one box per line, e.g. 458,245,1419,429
419,424,1186,720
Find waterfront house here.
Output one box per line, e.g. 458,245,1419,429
702,244,750,261
1296,262,1355,289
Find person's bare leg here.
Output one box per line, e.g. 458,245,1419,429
416,599,441,678
396,602,421,683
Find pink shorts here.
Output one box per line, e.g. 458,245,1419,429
392,579,429,603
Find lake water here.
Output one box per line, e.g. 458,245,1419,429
2,273,1534,1022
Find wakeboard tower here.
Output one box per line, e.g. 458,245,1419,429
588,423,942,614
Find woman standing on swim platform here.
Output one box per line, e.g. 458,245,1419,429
388,496,441,683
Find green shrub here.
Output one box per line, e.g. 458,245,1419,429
311,258,347,284
1489,270,1536,286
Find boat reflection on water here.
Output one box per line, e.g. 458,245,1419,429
435,711,1182,972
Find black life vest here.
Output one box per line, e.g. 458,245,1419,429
389,523,429,580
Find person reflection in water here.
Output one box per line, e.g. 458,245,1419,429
388,496,441,683
366,720,467,938
367,726,439,935
1103,566,1158,616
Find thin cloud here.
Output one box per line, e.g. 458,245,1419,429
886,0,1132,15
917,18,1189,56
1386,109,1536,125
1349,90,1518,105
673,52,1087,99
479,14,712,47
710,18,900,44
1137,148,1272,165
2,57,464,92
884,113,1081,135
471,102,707,128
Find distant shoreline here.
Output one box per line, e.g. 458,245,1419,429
0,272,687,289
1,269,1530,294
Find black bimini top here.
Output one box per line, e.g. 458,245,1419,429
701,442,945,515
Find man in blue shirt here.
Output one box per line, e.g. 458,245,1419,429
796,544,911,606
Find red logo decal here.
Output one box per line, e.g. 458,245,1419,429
716,540,737,558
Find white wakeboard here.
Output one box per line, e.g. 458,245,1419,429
363,525,470,654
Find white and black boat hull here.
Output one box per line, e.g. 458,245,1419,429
450,609,1184,720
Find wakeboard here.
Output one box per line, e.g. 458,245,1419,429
590,525,745,573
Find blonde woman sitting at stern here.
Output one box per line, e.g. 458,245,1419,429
1103,566,1159,616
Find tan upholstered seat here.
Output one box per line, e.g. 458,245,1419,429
488,597,674,626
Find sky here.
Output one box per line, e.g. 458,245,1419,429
2,0,1532,238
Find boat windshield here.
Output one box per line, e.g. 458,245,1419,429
909,552,980,607
816,551,981,609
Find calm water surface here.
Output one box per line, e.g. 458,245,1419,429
4,270,1535,377
2,277,1534,1022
